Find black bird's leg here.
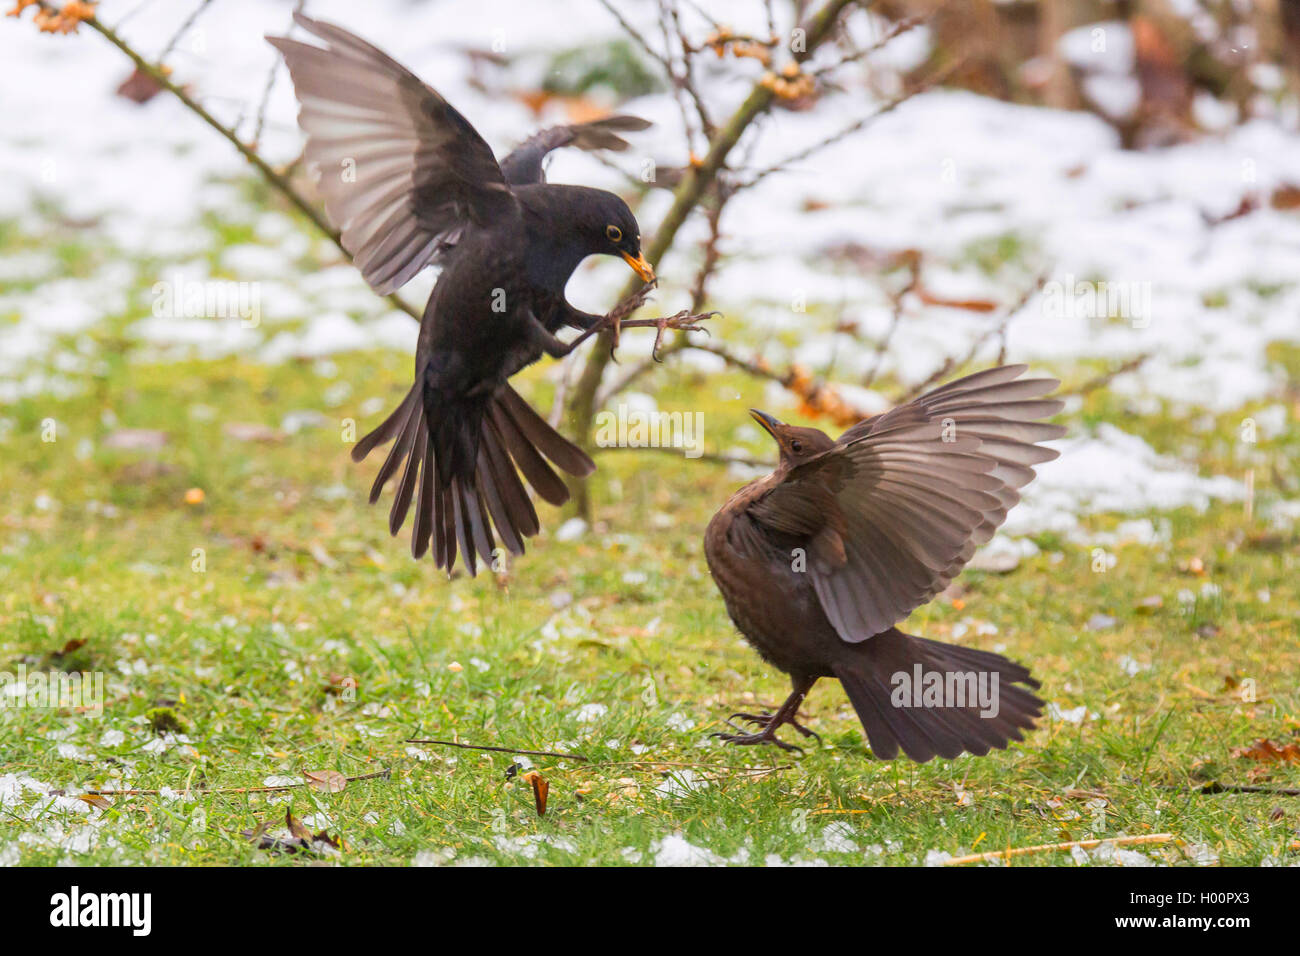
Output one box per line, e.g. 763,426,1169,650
554,301,604,332
529,316,607,359
712,676,820,753
529,303,713,361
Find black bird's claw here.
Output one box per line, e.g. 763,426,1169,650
651,309,717,362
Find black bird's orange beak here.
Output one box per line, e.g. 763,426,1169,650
749,409,782,438
621,250,656,283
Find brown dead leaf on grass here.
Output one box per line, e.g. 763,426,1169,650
1232,739,1300,764
522,771,549,816
303,770,348,793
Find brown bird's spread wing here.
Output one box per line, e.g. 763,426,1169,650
498,116,653,185
269,14,519,295
747,365,1065,643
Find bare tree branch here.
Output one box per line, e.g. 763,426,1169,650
32,1,423,321
567,0,861,518
742,58,963,187
898,272,1048,402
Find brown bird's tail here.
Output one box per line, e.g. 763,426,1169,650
832,628,1043,762
351,384,594,576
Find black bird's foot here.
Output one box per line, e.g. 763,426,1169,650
603,281,657,354
647,309,716,362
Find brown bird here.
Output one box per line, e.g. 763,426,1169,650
704,365,1065,760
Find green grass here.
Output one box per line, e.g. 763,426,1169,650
1,213,1299,868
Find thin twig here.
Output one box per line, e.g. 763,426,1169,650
86,769,391,797
405,738,589,762
1065,353,1155,397
862,257,921,388
665,0,716,138
249,6,297,149
157,0,212,61
596,443,773,468
596,186,731,405
1162,781,1300,797
944,832,1174,866
743,59,964,187
898,272,1049,403
42,3,421,322
809,13,933,78
567,0,860,517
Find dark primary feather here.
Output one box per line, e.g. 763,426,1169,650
270,16,652,289
747,366,1065,643
268,12,517,296
500,116,653,185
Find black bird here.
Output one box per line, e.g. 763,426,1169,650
704,365,1065,760
269,14,665,575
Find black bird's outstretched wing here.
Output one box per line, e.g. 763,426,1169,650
498,116,653,185
747,365,1065,643
268,13,519,295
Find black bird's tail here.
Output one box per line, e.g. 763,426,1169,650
831,628,1043,762
351,383,594,576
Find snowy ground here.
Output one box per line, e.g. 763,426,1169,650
2,0,1296,537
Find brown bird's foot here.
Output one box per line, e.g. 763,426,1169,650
711,724,806,754
711,680,819,754
726,711,822,744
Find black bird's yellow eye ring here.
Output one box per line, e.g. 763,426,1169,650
606,225,623,243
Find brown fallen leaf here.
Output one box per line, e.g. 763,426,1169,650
1232,738,1300,764
523,770,549,816
78,793,111,811
51,637,87,658
914,288,999,313
303,769,348,794
286,808,314,842
223,422,285,443
115,67,164,104
1271,184,1300,211
103,428,169,451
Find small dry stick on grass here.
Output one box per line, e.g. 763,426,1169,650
85,768,392,797
405,738,590,762
944,832,1174,866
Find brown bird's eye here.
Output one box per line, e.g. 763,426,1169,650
606,225,622,242
790,439,803,453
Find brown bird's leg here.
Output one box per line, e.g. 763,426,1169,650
711,676,819,753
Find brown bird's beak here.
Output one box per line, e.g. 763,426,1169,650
621,250,656,283
749,409,782,438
